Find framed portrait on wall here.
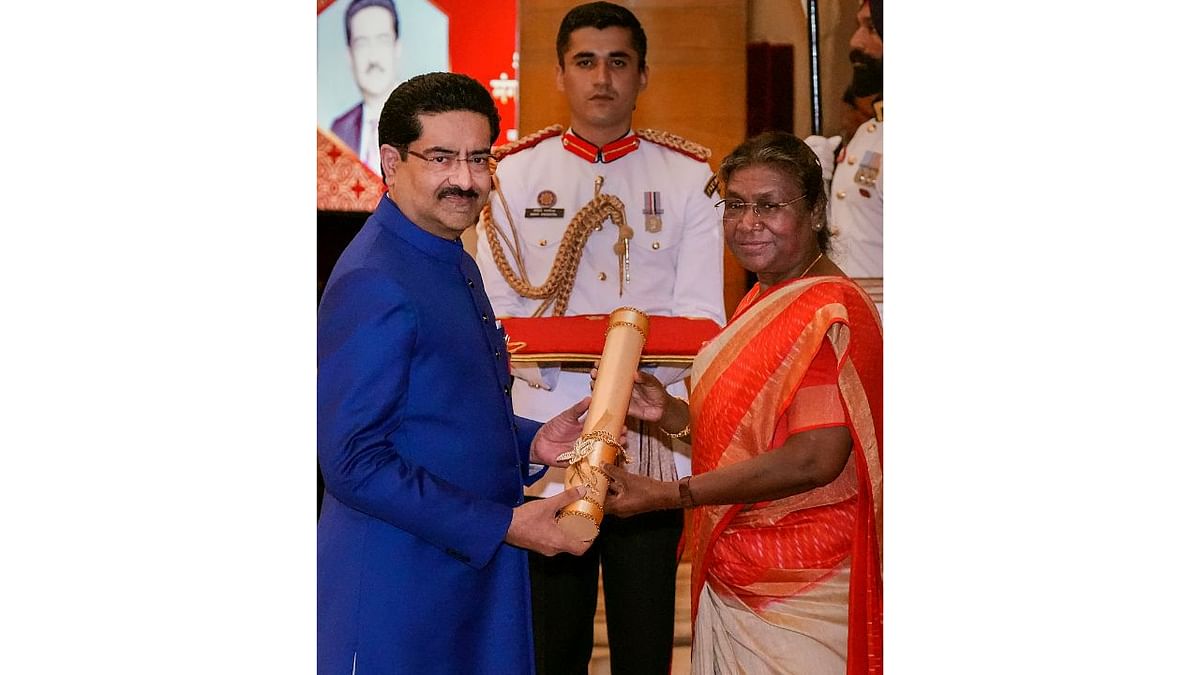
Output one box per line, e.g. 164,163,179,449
316,0,518,212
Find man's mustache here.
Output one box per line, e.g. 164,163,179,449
848,49,883,98
848,49,881,67
365,61,385,73
438,187,479,200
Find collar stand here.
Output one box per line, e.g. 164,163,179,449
562,130,640,163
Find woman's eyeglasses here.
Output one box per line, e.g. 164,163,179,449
714,195,806,222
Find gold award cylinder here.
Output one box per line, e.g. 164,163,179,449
556,307,650,541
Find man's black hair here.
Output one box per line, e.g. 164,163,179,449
378,72,501,153
556,1,648,72
344,0,400,44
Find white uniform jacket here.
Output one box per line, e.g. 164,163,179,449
830,112,884,278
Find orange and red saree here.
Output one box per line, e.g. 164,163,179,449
687,276,882,674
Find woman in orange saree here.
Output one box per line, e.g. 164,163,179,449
603,132,882,674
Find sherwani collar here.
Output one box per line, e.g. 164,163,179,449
376,194,464,265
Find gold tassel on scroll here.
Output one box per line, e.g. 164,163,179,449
554,307,649,541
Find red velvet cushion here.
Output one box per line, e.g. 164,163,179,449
500,315,722,364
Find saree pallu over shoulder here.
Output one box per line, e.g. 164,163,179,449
687,276,883,674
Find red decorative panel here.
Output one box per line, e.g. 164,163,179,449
317,129,386,212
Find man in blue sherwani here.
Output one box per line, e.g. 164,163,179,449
318,72,594,674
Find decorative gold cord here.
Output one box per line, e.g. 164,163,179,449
604,320,647,344
662,422,690,439
580,494,606,512
556,508,601,530
555,429,623,464
482,175,629,317
635,128,712,161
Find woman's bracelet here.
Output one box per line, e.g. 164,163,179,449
663,422,690,439
678,476,696,509
661,398,690,438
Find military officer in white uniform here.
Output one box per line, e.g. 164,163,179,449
830,107,882,277
480,124,724,444
830,0,884,279
474,3,725,674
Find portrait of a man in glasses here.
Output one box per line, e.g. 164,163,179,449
317,0,450,174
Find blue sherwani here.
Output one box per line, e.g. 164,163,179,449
318,195,545,674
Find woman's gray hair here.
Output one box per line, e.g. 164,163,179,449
718,131,831,252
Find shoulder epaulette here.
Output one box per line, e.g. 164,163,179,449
493,124,564,161
704,174,720,198
635,128,711,163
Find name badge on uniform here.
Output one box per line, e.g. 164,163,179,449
643,191,663,233
854,151,881,188
526,189,565,218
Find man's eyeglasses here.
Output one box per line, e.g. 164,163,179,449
715,195,806,221
405,148,494,175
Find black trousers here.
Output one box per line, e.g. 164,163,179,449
529,505,684,675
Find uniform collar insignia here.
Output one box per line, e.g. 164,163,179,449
562,129,640,164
